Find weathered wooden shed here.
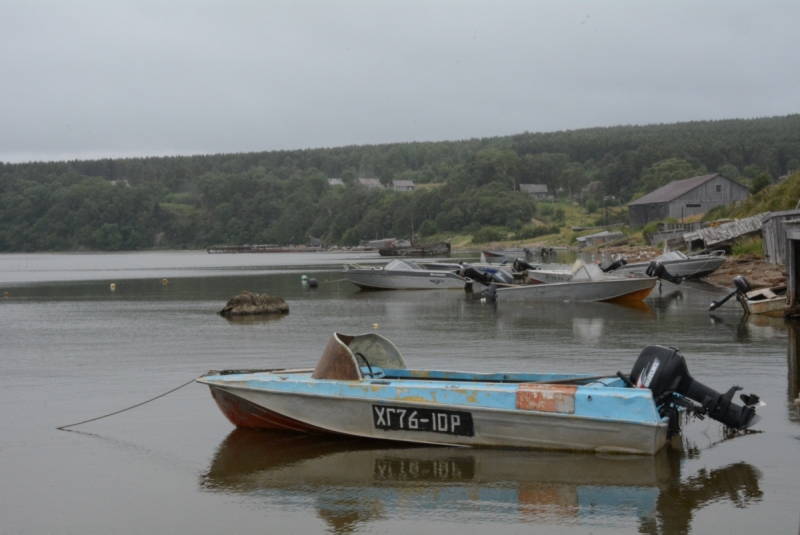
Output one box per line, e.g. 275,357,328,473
762,210,800,264
628,174,750,227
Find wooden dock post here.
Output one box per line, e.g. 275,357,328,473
783,219,800,316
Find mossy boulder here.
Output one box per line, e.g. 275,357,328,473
219,291,289,317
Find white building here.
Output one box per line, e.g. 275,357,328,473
392,179,415,192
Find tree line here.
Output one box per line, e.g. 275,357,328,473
1,114,799,251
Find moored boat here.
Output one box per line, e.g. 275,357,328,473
198,332,759,455
481,248,531,264
739,286,787,316
343,259,467,290
613,250,726,279
472,262,658,304
709,275,787,317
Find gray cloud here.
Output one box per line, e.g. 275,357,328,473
2,0,798,163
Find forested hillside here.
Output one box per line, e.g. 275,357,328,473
2,114,799,251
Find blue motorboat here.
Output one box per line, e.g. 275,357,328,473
198,332,759,455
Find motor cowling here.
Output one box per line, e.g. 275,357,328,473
463,266,512,285
734,275,752,294
512,258,536,272
629,345,758,430
645,261,684,285
601,258,627,272
462,266,493,285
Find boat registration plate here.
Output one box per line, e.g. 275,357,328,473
372,405,474,436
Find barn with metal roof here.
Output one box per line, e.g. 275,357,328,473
628,173,750,227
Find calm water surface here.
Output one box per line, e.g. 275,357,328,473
0,251,798,534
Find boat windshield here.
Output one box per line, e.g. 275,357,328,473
571,262,604,281
384,259,420,271
656,251,688,261
312,332,407,381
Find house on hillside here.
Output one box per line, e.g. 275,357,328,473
327,178,344,187
519,183,552,200
628,173,749,227
358,178,384,190
392,179,415,192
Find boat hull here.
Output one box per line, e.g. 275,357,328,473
343,269,466,290
738,287,787,317
618,256,725,279
205,384,667,455
495,277,657,303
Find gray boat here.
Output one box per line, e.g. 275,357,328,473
343,259,468,290
614,250,726,279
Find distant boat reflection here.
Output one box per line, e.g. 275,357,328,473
201,429,761,534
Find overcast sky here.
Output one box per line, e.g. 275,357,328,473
1,0,798,163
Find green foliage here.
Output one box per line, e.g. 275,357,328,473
641,221,660,236
731,236,764,257
2,114,800,251
750,173,771,194
471,226,509,243
514,224,561,240
418,219,438,236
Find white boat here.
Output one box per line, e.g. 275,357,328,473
709,276,787,317
614,250,726,279
343,259,467,290
494,263,657,304
197,332,759,455
738,286,787,317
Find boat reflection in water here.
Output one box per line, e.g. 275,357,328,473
201,429,761,534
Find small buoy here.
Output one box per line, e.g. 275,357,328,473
480,297,487,304
301,274,309,281
161,278,169,286
372,323,380,329
109,283,117,291
307,278,318,288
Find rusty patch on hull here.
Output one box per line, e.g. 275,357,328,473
605,286,654,304
210,386,329,433
516,384,577,413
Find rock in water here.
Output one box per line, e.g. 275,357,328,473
218,291,289,317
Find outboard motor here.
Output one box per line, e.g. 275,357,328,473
601,258,627,273
628,345,759,430
646,261,684,285
463,266,512,285
462,266,495,286
709,275,752,311
512,258,535,273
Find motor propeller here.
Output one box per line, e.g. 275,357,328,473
628,345,759,430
